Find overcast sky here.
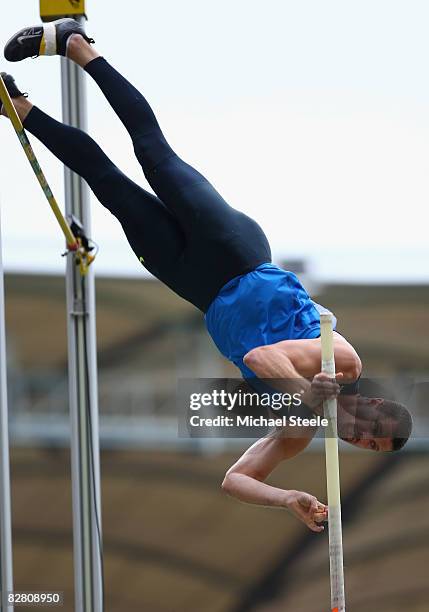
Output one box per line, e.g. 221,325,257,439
0,0,428,282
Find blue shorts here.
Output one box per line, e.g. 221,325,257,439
206,263,335,377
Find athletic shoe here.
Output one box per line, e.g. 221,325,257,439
4,18,94,62
0,72,27,113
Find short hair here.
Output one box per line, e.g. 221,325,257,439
378,399,413,452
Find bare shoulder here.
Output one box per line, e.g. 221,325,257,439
259,333,361,380
263,337,323,378
333,332,362,379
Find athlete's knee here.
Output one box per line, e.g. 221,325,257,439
90,164,123,191
89,165,133,213
132,131,175,172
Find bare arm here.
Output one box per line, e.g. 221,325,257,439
222,333,358,530
243,344,342,412
222,432,328,532
244,333,361,382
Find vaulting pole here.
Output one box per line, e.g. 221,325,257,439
320,313,346,612
39,2,103,610
0,213,14,611
0,75,78,251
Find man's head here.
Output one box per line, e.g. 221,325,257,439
338,395,412,452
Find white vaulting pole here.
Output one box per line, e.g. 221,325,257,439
60,20,103,612
320,313,345,612
0,214,14,612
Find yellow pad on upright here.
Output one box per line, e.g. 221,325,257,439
40,0,86,21
39,34,46,55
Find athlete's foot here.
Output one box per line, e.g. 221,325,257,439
0,73,33,121
4,18,95,63
65,34,100,68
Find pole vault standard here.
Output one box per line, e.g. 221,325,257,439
0,215,14,611
39,2,104,610
320,313,346,612
61,56,104,612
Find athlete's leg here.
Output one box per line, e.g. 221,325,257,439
5,95,185,282
65,38,272,310
66,37,244,232
4,23,271,311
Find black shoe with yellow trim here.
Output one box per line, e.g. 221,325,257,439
0,72,27,113
4,18,94,62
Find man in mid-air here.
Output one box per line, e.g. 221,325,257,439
1,19,412,531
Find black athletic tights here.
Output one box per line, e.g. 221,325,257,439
24,57,271,312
